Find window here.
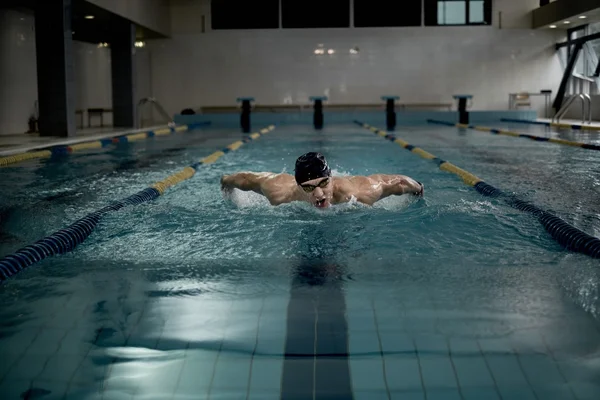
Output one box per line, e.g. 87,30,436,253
282,0,350,29
354,0,421,27
425,0,491,26
211,0,279,30
438,1,465,24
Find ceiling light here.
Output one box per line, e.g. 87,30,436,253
85,15,95,19
549,25,557,28
327,49,335,55
579,15,587,19
563,20,570,24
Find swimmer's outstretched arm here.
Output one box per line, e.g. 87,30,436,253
221,172,298,205
370,174,424,198
220,172,265,195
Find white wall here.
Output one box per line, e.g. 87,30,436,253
73,42,112,126
0,8,37,135
72,42,153,128
149,3,564,115
86,0,171,37
493,0,537,29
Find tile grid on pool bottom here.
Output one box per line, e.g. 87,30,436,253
345,297,586,400
0,295,290,399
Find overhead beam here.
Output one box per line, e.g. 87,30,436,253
553,42,583,112
533,0,600,29
556,31,600,49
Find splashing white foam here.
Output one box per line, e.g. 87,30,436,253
226,189,271,208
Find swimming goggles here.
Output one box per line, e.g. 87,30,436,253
300,178,330,193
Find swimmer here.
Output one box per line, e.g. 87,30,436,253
221,152,424,208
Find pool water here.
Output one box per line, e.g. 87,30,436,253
0,123,599,399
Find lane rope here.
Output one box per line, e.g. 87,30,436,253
428,119,600,151
499,118,600,132
354,120,600,259
0,122,211,167
0,125,276,283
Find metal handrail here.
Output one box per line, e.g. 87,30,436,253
554,94,587,124
136,97,174,128
582,93,592,124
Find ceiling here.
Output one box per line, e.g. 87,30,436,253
534,0,600,30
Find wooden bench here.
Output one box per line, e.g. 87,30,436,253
75,109,84,128
87,108,113,127
397,103,453,111
198,103,454,113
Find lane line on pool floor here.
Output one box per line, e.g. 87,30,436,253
0,125,276,283
0,122,211,167
500,117,600,132
428,119,600,151
353,120,600,259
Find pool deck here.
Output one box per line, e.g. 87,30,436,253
537,118,600,128
0,126,167,157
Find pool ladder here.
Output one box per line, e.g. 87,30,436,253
136,97,175,128
553,94,592,124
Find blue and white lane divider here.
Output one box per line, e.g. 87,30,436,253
500,118,600,132
354,120,600,259
0,125,276,283
0,122,212,167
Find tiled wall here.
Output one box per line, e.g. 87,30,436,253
148,27,563,116
151,0,564,116
0,9,38,136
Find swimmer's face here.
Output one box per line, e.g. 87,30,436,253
299,177,333,208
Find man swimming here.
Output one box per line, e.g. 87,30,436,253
220,152,424,208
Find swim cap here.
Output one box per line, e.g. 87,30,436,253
294,152,331,184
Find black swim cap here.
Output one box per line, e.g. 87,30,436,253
294,152,331,184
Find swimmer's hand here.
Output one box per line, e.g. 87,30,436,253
221,175,233,193
415,181,424,196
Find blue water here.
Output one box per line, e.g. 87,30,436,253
0,123,599,399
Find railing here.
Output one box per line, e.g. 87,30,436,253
136,98,174,128
583,93,592,124
553,94,591,124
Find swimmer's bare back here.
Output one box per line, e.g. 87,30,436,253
221,172,423,208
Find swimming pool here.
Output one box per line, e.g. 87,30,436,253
1,122,599,399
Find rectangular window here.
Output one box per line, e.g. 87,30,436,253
282,0,350,29
439,1,466,24
426,0,491,26
354,0,421,27
469,0,484,23
211,0,279,30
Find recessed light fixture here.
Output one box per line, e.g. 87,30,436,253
327,49,335,55
85,15,95,19
579,15,587,19
563,20,570,24
549,25,557,28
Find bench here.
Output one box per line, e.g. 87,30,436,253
75,109,84,128
87,108,113,127
397,103,453,111
197,103,454,113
